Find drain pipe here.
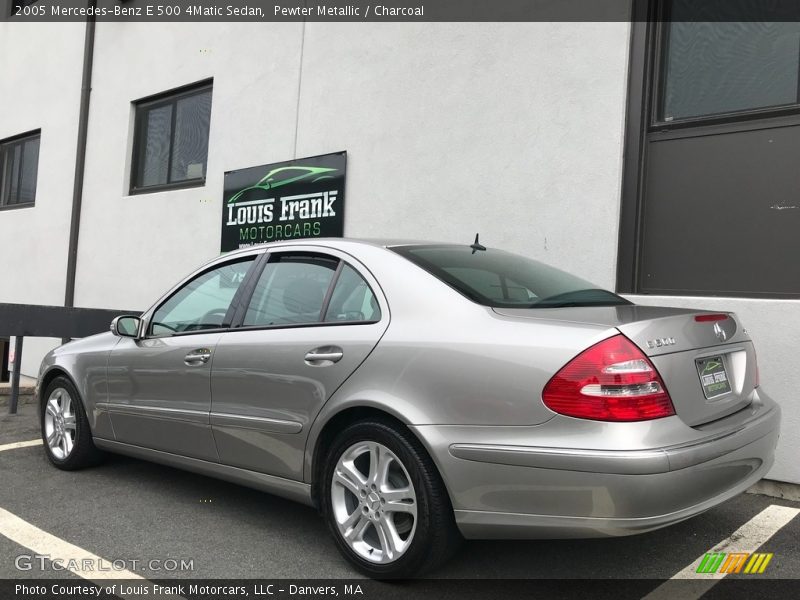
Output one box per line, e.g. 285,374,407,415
63,0,97,343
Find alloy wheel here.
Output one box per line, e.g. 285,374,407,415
43,388,76,460
331,440,417,564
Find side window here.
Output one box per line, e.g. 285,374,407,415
243,254,338,327
324,264,382,323
150,258,254,336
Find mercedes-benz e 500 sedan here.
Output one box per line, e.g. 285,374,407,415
39,239,780,577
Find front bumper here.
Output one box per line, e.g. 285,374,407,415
412,391,780,539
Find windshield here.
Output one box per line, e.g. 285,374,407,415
392,245,630,309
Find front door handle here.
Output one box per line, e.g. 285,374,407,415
185,348,212,366
304,346,344,366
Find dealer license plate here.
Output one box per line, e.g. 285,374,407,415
695,355,732,399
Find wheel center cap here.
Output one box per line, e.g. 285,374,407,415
367,491,381,510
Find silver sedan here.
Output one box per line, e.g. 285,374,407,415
38,239,780,577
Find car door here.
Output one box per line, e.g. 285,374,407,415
210,248,389,480
106,255,258,460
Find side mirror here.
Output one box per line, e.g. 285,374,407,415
111,315,141,338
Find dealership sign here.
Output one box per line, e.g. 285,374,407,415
221,151,346,252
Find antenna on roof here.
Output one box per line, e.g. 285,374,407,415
470,233,487,254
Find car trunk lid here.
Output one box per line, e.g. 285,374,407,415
493,305,756,426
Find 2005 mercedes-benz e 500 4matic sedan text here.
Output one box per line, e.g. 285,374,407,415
38,239,780,577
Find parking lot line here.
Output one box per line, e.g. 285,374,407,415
642,504,800,600
0,439,42,453
0,505,190,598
0,506,144,581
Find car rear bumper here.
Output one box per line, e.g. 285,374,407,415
412,392,780,539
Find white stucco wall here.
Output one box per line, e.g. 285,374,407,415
294,22,631,288
73,22,305,312
0,22,86,379
71,22,630,312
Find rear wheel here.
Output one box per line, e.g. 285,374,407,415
321,419,461,578
41,376,103,470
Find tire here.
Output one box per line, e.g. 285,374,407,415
321,418,461,578
40,376,103,470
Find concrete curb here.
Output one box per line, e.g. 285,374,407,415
0,392,35,407
0,391,34,407
748,479,800,502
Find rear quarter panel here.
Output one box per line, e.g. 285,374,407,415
303,243,618,479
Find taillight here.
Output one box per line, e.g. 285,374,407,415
542,334,675,422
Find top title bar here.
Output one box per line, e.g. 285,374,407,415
5,0,800,23
0,0,630,22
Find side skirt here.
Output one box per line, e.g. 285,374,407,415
93,438,314,507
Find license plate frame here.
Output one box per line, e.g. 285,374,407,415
695,355,732,400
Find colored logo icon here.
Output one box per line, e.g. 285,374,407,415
696,552,773,574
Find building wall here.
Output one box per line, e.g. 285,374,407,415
0,22,86,381
68,21,631,315
6,21,797,484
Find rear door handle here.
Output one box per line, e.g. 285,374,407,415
304,346,344,366
185,348,212,366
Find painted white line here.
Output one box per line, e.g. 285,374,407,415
0,439,42,452
0,507,185,599
0,506,142,580
643,504,800,600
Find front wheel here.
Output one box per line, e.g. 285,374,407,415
321,419,461,578
41,376,103,470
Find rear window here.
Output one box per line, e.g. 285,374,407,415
391,245,630,309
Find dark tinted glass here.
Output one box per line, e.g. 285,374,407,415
324,264,381,322
171,92,211,182
133,85,211,191
662,1,800,121
7,145,21,203
19,136,39,203
0,133,40,207
140,104,171,187
244,255,338,327
393,245,629,309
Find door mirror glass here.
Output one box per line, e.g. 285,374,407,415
111,315,141,338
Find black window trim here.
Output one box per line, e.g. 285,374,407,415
230,250,383,332
129,78,213,196
320,260,346,321
0,128,40,211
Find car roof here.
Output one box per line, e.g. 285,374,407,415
223,237,458,258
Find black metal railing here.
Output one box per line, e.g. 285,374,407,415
1,303,140,414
